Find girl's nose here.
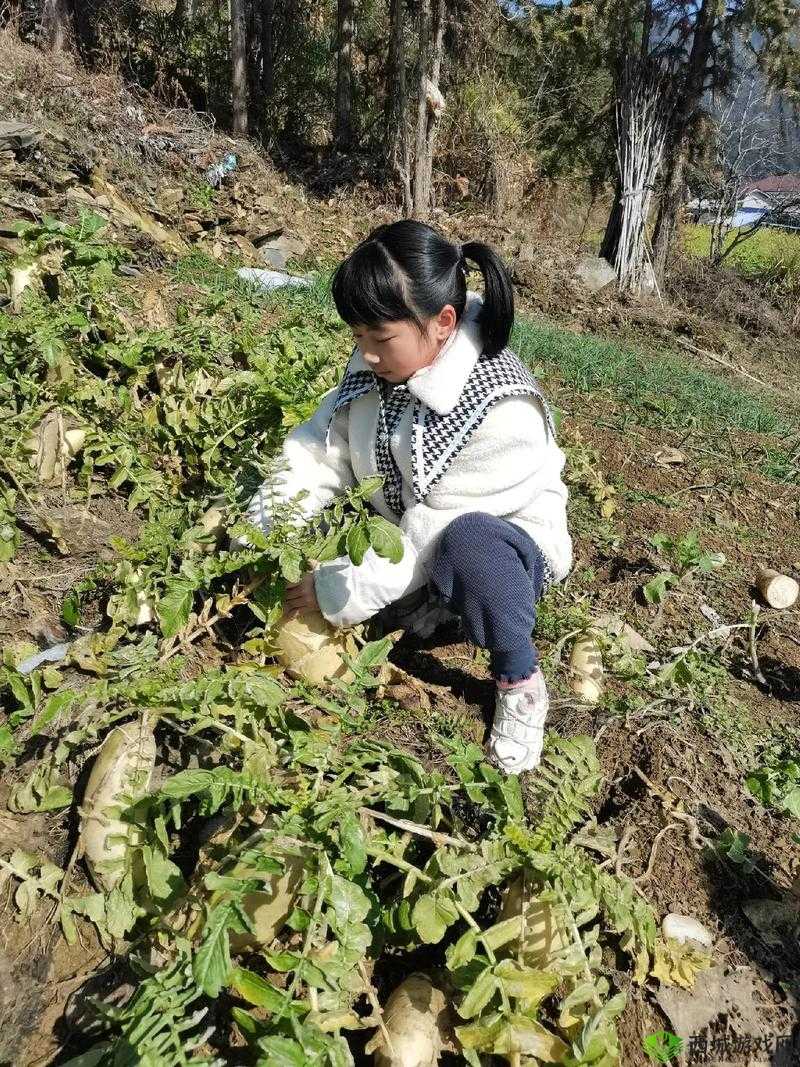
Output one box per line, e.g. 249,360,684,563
362,351,381,365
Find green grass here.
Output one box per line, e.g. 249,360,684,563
513,318,786,434
684,224,800,281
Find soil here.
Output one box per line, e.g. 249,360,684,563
1,492,140,646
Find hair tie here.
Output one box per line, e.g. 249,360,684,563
458,244,468,276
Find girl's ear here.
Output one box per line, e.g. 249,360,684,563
432,303,457,341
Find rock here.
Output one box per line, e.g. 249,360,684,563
593,612,655,654
182,214,204,236
662,912,714,948
0,121,41,152
655,965,765,1046
248,222,283,244
742,898,799,945
260,243,290,270
258,233,307,271
573,254,617,293
230,234,260,261
90,172,188,255
654,447,687,466
157,187,184,210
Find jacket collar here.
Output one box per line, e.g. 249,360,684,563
347,292,484,416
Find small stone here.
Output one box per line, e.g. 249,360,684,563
654,447,687,466
573,254,617,293
260,243,289,270
257,233,307,271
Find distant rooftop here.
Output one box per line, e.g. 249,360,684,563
741,174,800,196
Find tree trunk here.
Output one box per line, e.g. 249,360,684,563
172,0,195,30
335,0,355,148
230,0,249,136
600,179,624,265
40,0,71,51
385,0,403,152
651,132,688,280
71,0,103,60
412,0,431,215
412,0,445,218
261,0,275,96
651,0,715,280
386,0,412,212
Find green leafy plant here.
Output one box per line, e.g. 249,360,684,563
710,828,755,873
746,731,800,818
0,487,19,562
643,531,725,605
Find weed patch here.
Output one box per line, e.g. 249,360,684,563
513,319,786,434
684,224,800,283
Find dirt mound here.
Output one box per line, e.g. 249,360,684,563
0,27,391,272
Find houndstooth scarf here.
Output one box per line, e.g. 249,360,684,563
328,347,554,520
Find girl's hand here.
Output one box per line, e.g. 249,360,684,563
283,572,319,618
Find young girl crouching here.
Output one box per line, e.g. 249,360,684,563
244,220,572,774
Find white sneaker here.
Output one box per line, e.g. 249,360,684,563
488,672,549,774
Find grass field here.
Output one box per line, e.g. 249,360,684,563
684,223,800,280
513,318,787,435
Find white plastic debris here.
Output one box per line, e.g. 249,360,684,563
662,912,714,948
18,643,71,675
206,152,237,188
237,267,312,292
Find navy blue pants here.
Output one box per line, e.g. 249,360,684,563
429,512,546,683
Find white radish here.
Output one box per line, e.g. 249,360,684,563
756,566,799,609
62,428,87,459
10,261,41,310
275,609,355,686
500,873,566,965
228,851,306,951
569,633,604,703
191,496,227,554
365,973,448,1067
80,717,156,891
661,912,713,948
135,589,155,626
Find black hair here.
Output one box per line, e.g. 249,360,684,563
331,220,514,356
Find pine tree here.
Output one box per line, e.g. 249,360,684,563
335,0,356,148
230,0,249,136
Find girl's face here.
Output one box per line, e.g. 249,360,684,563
352,305,457,384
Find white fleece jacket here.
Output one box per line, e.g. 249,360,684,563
245,296,572,628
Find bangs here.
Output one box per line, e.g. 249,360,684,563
331,242,419,327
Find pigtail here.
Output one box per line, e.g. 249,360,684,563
461,241,514,355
